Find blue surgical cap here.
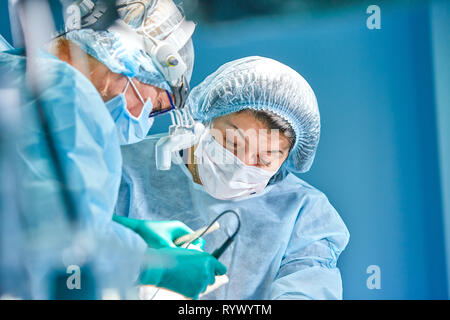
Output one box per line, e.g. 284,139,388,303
187,56,320,173
65,0,195,91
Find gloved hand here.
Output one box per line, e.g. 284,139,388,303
140,247,227,299
112,215,205,249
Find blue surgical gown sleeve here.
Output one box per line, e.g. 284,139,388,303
270,190,350,300
3,51,147,287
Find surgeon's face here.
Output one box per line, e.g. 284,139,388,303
52,39,174,117
104,75,174,118
211,111,291,172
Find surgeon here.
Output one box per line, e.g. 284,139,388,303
115,56,350,299
0,0,224,299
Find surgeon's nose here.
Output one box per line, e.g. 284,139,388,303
245,152,259,166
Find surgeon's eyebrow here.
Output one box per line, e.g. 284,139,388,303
264,149,285,156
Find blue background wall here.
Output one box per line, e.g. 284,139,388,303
1,1,448,299
157,1,449,299
163,1,447,299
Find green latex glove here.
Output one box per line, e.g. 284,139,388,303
140,247,227,299
112,215,205,249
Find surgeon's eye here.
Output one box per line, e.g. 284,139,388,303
259,157,272,167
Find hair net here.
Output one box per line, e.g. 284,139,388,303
65,0,194,91
187,56,320,173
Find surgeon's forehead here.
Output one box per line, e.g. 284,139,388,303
214,112,269,131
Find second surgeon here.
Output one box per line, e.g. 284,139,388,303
115,57,350,299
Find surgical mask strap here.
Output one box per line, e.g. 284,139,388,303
127,76,146,105
122,77,131,95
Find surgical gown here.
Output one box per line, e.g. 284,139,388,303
115,135,350,300
0,50,147,298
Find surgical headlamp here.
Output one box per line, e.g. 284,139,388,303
63,0,194,109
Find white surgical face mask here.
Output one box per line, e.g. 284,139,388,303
194,129,277,200
105,77,154,145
